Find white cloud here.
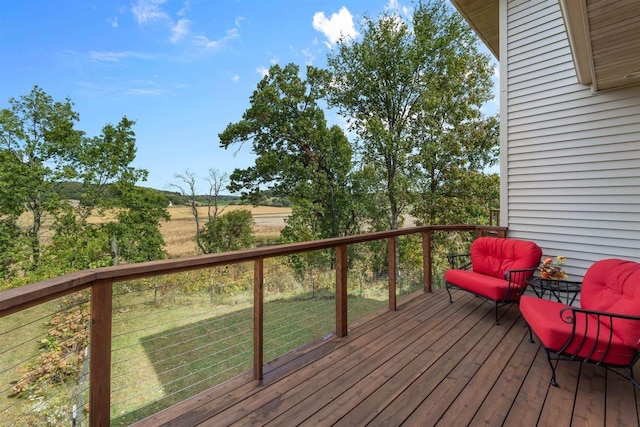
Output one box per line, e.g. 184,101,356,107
301,48,315,65
256,66,269,77
312,7,358,47
235,16,245,27
386,0,412,18
107,16,119,28
126,88,165,96
270,57,278,65
193,28,239,50
88,51,153,62
231,74,240,83
177,1,190,17
170,19,190,43
132,0,168,25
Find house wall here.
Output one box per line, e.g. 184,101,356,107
499,0,640,279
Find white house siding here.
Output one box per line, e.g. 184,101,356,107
499,0,640,279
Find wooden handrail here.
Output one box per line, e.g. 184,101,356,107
0,224,506,425
0,225,505,317
0,225,507,317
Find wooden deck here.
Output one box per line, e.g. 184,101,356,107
133,290,640,426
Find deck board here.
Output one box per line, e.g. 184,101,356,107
132,290,639,427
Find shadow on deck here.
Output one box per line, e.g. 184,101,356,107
133,289,640,426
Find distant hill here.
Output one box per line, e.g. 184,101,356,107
54,181,241,207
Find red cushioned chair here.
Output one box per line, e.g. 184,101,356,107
445,237,542,324
520,259,640,388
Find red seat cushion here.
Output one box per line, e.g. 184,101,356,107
520,295,636,366
580,259,640,349
470,237,542,285
445,269,515,301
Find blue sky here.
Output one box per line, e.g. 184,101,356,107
0,0,498,192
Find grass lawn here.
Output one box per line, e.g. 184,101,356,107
108,286,387,426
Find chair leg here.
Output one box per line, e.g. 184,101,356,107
544,348,559,387
523,321,534,343
446,283,453,303
625,367,640,389
494,302,500,325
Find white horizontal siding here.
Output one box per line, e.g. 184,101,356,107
501,0,640,279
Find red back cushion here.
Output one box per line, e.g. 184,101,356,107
580,259,640,348
470,237,542,284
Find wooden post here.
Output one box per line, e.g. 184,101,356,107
253,258,264,380
422,231,432,293
90,278,113,427
388,237,397,311
336,244,348,337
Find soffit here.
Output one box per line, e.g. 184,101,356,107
449,0,499,59
560,0,640,92
450,0,640,92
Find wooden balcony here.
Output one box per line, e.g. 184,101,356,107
133,289,639,426
1,224,638,426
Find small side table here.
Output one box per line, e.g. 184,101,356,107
525,276,582,305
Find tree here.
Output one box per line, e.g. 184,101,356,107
219,63,361,240
170,169,205,252
170,168,230,254
203,168,229,221
0,86,83,269
199,209,254,254
408,1,499,225
0,86,167,277
72,117,146,221
324,0,497,231
106,185,170,263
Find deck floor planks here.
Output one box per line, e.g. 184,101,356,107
470,325,541,425
366,303,520,426
203,291,476,426
536,355,582,426
572,362,607,425
131,290,640,427
605,370,639,427
310,298,494,426
501,345,552,426
259,294,484,426
432,306,529,426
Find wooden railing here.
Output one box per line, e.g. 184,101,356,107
0,224,506,425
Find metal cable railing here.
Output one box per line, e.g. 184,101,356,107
0,225,506,425
0,294,91,426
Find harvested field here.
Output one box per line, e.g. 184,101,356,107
161,205,291,257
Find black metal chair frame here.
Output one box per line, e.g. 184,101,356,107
527,305,640,388
446,254,536,324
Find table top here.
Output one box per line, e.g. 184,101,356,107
526,276,582,292
525,276,582,305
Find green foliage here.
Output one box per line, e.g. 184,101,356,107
39,211,113,276
219,63,362,240
0,86,83,269
325,0,498,231
0,217,27,279
412,171,499,226
73,117,148,220
199,209,255,254
108,185,170,263
0,86,169,278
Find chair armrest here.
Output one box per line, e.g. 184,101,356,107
504,267,538,282
560,306,640,323
447,253,471,270
501,267,538,301
558,306,640,359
